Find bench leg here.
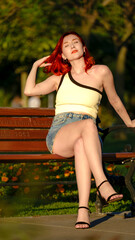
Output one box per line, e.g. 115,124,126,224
95,176,125,214
95,194,105,214
95,163,125,214
124,161,135,218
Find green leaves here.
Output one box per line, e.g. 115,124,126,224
0,0,134,113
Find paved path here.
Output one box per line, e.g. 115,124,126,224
0,212,135,240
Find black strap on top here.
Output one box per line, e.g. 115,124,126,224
57,74,65,92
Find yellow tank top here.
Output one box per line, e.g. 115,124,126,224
55,71,102,119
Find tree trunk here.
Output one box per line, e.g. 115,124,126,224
21,72,28,107
115,46,128,101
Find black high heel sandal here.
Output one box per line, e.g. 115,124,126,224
75,206,91,229
97,180,123,205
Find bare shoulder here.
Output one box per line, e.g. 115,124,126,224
90,64,112,76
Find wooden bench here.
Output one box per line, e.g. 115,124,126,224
0,107,135,217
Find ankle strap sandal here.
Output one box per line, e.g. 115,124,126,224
75,206,91,229
97,180,123,204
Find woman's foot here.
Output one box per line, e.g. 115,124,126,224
97,180,123,203
75,206,90,229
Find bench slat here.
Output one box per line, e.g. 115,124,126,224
0,117,53,128
0,153,66,162
0,141,48,151
103,152,135,161
0,129,48,139
0,108,55,116
0,152,134,163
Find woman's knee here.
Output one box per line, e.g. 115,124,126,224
74,137,84,153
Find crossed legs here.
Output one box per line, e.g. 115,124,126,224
52,118,123,228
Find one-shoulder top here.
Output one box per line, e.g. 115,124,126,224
55,71,102,119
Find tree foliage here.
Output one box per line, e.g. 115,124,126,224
0,0,134,118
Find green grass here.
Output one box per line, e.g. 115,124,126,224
0,184,133,218
0,198,132,218
0,162,134,218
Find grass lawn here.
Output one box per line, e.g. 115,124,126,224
0,199,132,218
0,184,133,218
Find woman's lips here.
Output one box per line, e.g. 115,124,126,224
71,50,78,54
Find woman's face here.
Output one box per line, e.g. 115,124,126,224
62,34,85,62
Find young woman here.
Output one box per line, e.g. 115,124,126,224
24,31,135,229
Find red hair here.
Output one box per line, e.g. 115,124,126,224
43,31,95,76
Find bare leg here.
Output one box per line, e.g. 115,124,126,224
74,138,91,229
53,119,123,199
53,119,123,226
53,119,106,185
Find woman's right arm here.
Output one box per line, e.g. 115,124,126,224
24,56,59,96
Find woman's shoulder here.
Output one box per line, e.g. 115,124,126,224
87,64,112,87
90,64,111,74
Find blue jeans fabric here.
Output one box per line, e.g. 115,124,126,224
46,112,96,154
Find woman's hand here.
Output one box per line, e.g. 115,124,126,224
24,55,52,96
33,56,51,68
130,119,135,128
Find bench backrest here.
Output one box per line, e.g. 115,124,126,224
0,108,55,153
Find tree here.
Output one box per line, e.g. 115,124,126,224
0,0,134,116
93,0,135,100
0,0,80,105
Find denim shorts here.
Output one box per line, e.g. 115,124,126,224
46,112,97,154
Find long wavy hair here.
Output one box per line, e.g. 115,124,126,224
43,31,95,76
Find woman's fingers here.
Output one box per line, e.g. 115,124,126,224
39,62,52,68
38,55,51,67
33,55,51,68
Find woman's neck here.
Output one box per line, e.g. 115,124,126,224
70,57,85,75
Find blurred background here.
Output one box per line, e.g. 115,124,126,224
0,0,135,127
0,1,135,219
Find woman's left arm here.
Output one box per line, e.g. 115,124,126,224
102,66,135,128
